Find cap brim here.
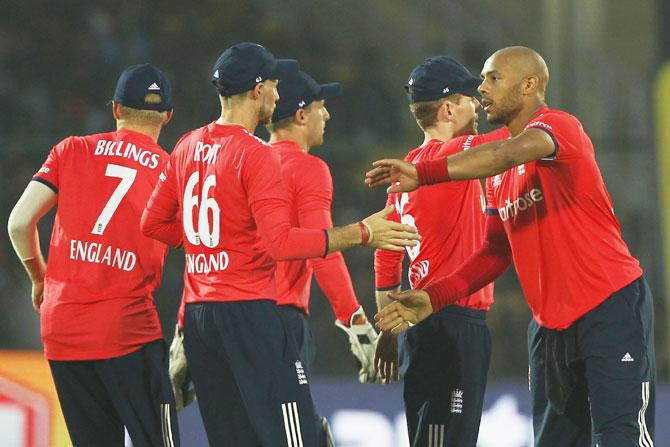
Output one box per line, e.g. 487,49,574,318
270,59,300,80
459,77,482,97
316,83,342,100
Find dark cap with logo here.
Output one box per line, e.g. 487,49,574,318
405,56,481,102
211,42,299,97
113,63,173,112
271,71,342,123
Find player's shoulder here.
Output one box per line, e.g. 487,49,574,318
526,107,583,133
405,140,450,161
52,132,112,156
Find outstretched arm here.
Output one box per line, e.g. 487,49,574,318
365,128,555,193
375,214,512,334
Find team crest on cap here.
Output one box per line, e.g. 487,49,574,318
442,87,450,93
255,76,262,82
148,82,160,91
213,70,219,79
298,100,306,107
408,78,414,85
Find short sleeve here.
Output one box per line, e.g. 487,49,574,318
32,136,75,193
524,112,582,161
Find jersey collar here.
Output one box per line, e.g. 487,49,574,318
270,140,302,151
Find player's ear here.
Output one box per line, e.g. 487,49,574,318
163,110,174,126
112,101,122,120
437,99,453,122
295,108,306,124
523,76,539,95
252,83,264,100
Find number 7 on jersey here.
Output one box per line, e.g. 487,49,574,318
91,164,137,235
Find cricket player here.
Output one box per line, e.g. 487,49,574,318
370,46,655,446
141,42,419,446
373,56,509,447
266,69,381,446
7,64,179,447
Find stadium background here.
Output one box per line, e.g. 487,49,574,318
0,0,669,445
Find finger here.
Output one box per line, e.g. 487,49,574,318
387,290,413,302
365,166,391,177
374,205,395,218
385,223,419,234
376,302,402,318
377,315,406,332
372,159,400,168
391,321,411,335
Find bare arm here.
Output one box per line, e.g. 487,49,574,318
7,181,58,311
447,128,555,179
365,128,555,193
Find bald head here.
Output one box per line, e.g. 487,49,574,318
478,46,550,127
489,46,549,94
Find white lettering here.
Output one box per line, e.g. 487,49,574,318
498,188,544,222
92,139,162,170
194,142,221,164
185,251,230,274
94,140,106,155
68,239,138,272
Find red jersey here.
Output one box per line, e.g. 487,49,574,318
33,129,169,360
142,123,328,305
486,107,642,329
375,128,509,310
271,141,359,322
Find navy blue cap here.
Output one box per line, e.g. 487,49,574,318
211,42,299,96
405,56,481,102
271,71,342,123
113,64,173,112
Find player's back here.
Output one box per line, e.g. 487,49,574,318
34,128,169,360
168,122,289,303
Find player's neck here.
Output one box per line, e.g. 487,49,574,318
422,123,454,145
116,122,160,143
268,130,311,152
507,101,547,136
217,106,260,134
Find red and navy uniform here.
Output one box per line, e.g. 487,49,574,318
272,140,359,324
34,129,168,361
142,123,324,446
34,129,178,447
375,127,509,447
425,108,654,445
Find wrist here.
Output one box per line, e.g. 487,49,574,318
358,221,373,246
415,158,450,185
423,281,455,311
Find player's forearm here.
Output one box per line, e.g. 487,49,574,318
423,243,511,310
326,223,364,253
448,140,515,179
310,253,360,323
140,208,182,247
8,220,46,282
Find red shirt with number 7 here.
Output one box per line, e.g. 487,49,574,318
32,129,169,361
